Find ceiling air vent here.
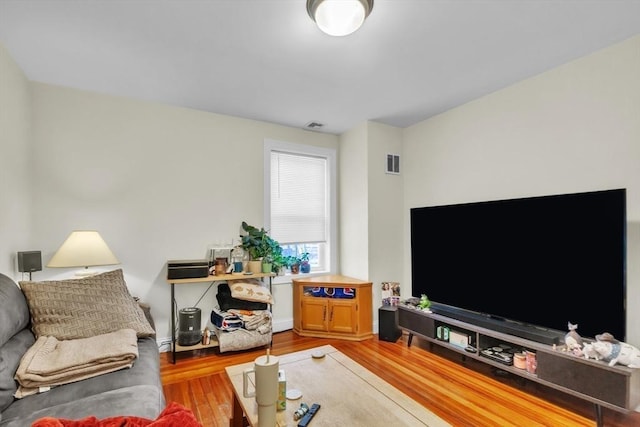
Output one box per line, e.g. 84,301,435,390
386,154,400,175
305,121,325,130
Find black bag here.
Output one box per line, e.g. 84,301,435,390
216,282,268,311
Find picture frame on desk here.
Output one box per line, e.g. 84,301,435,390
382,281,400,306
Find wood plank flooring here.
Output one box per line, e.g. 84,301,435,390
160,331,640,426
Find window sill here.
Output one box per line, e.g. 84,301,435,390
272,271,331,285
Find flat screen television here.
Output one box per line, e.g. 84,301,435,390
410,188,626,344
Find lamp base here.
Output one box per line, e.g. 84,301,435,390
74,269,101,277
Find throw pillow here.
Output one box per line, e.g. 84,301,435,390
19,269,155,340
31,401,202,427
229,279,274,304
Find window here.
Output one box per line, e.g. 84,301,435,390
264,139,336,274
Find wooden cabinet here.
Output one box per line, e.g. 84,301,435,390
293,275,372,341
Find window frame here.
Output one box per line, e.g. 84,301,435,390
264,139,337,275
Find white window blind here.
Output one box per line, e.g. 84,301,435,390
270,151,327,244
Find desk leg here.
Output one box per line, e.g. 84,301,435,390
230,391,245,427
170,283,176,364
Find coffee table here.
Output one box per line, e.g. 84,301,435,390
225,345,449,426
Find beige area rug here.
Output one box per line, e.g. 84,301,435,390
226,344,450,426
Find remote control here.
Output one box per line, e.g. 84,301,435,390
297,403,320,427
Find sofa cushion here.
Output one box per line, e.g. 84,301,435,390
1,385,165,427
0,329,36,412
19,269,155,340
0,273,31,348
0,338,164,426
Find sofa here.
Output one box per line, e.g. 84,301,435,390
0,270,166,426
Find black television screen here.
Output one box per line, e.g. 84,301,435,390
410,189,626,342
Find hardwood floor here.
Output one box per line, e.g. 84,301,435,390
161,331,640,426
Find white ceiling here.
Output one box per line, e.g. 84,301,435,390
1,0,639,135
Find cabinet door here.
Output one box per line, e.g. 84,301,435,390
301,298,328,332
328,299,357,334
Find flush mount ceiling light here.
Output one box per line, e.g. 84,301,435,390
307,0,374,37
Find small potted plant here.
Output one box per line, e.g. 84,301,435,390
299,252,311,274
286,256,300,274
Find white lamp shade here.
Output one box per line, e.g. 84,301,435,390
47,231,120,268
307,0,373,37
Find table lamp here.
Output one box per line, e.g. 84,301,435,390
47,230,120,276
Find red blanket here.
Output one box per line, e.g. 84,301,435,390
31,402,202,427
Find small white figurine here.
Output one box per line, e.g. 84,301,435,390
590,336,640,368
581,342,601,361
564,322,583,351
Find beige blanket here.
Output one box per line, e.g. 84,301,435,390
228,309,272,331
14,328,138,398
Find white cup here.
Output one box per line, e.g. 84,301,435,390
243,354,279,427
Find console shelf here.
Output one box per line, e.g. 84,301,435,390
166,272,274,364
397,304,640,427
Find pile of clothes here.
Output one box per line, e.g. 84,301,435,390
210,282,272,352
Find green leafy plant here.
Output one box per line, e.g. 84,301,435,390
299,252,311,273
267,238,284,273
239,221,284,273
282,255,298,268
240,221,270,259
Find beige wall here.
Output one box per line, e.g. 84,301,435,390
3,33,639,347
339,121,404,331
339,122,369,280
26,83,338,340
403,35,640,346
0,43,32,275
366,122,403,326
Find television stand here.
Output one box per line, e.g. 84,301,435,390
397,304,640,427
429,302,565,345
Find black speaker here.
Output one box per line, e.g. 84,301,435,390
379,306,402,342
17,251,42,273
178,307,202,346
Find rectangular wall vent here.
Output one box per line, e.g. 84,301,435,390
386,154,400,175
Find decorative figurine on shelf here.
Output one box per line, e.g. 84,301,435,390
402,296,420,308
418,294,431,312
590,333,640,368
595,332,619,344
564,322,584,351
581,342,601,361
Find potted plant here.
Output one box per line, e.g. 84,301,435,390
285,255,300,274
239,221,283,274
240,221,268,273
299,252,311,273
264,238,285,274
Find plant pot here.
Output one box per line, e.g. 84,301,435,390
247,260,262,274
262,262,272,274
290,264,300,274
300,262,311,274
